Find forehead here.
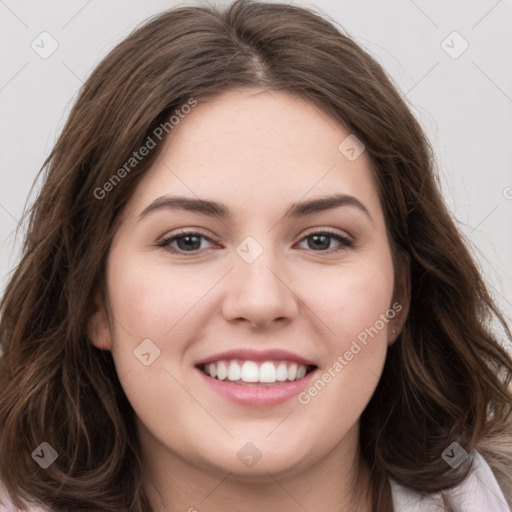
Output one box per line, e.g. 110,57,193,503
124,88,383,224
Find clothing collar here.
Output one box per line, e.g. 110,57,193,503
390,451,510,511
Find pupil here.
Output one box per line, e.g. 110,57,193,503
178,235,201,251
309,234,329,250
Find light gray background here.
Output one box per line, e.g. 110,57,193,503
1,0,511,331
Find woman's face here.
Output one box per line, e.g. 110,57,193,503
90,88,405,479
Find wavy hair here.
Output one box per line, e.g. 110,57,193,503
1,1,511,510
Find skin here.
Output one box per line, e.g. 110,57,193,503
89,88,409,512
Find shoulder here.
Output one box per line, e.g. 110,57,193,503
390,451,511,511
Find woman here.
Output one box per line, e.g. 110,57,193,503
1,1,511,510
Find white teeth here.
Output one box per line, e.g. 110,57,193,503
201,360,312,384
228,360,241,381
217,361,228,380
241,361,259,382
287,363,298,381
259,362,276,383
276,362,288,381
207,363,217,378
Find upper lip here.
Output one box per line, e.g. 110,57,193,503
195,348,317,367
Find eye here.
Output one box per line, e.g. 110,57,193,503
296,229,354,252
157,228,354,255
157,230,217,253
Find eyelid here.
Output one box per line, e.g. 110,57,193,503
294,227,354,251
157,227,216,241
300,226,353,241
156,227,218,248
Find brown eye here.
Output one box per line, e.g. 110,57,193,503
297,231,354,252
157,231,216,253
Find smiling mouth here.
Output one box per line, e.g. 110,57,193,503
197,359,317,386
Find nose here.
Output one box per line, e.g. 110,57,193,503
221,244,299,329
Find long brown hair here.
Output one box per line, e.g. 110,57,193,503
1,1,511,510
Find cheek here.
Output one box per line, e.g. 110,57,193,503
312,259,395,349
106,250,205,342
296,254,395,418
104,252,200,425
339,277,392,343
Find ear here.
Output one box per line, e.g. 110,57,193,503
388,251,411,345
87,289,113,351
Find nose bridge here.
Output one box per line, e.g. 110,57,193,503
223,234,298,326
235,234,285,294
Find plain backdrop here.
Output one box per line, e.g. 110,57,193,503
1,0,511,335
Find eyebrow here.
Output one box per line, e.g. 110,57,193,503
137,193,373,223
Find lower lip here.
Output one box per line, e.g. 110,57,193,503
196,367,317,407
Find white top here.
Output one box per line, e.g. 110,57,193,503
1,452,510,511
391,451,510,511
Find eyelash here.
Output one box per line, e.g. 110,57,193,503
156,228,354,255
